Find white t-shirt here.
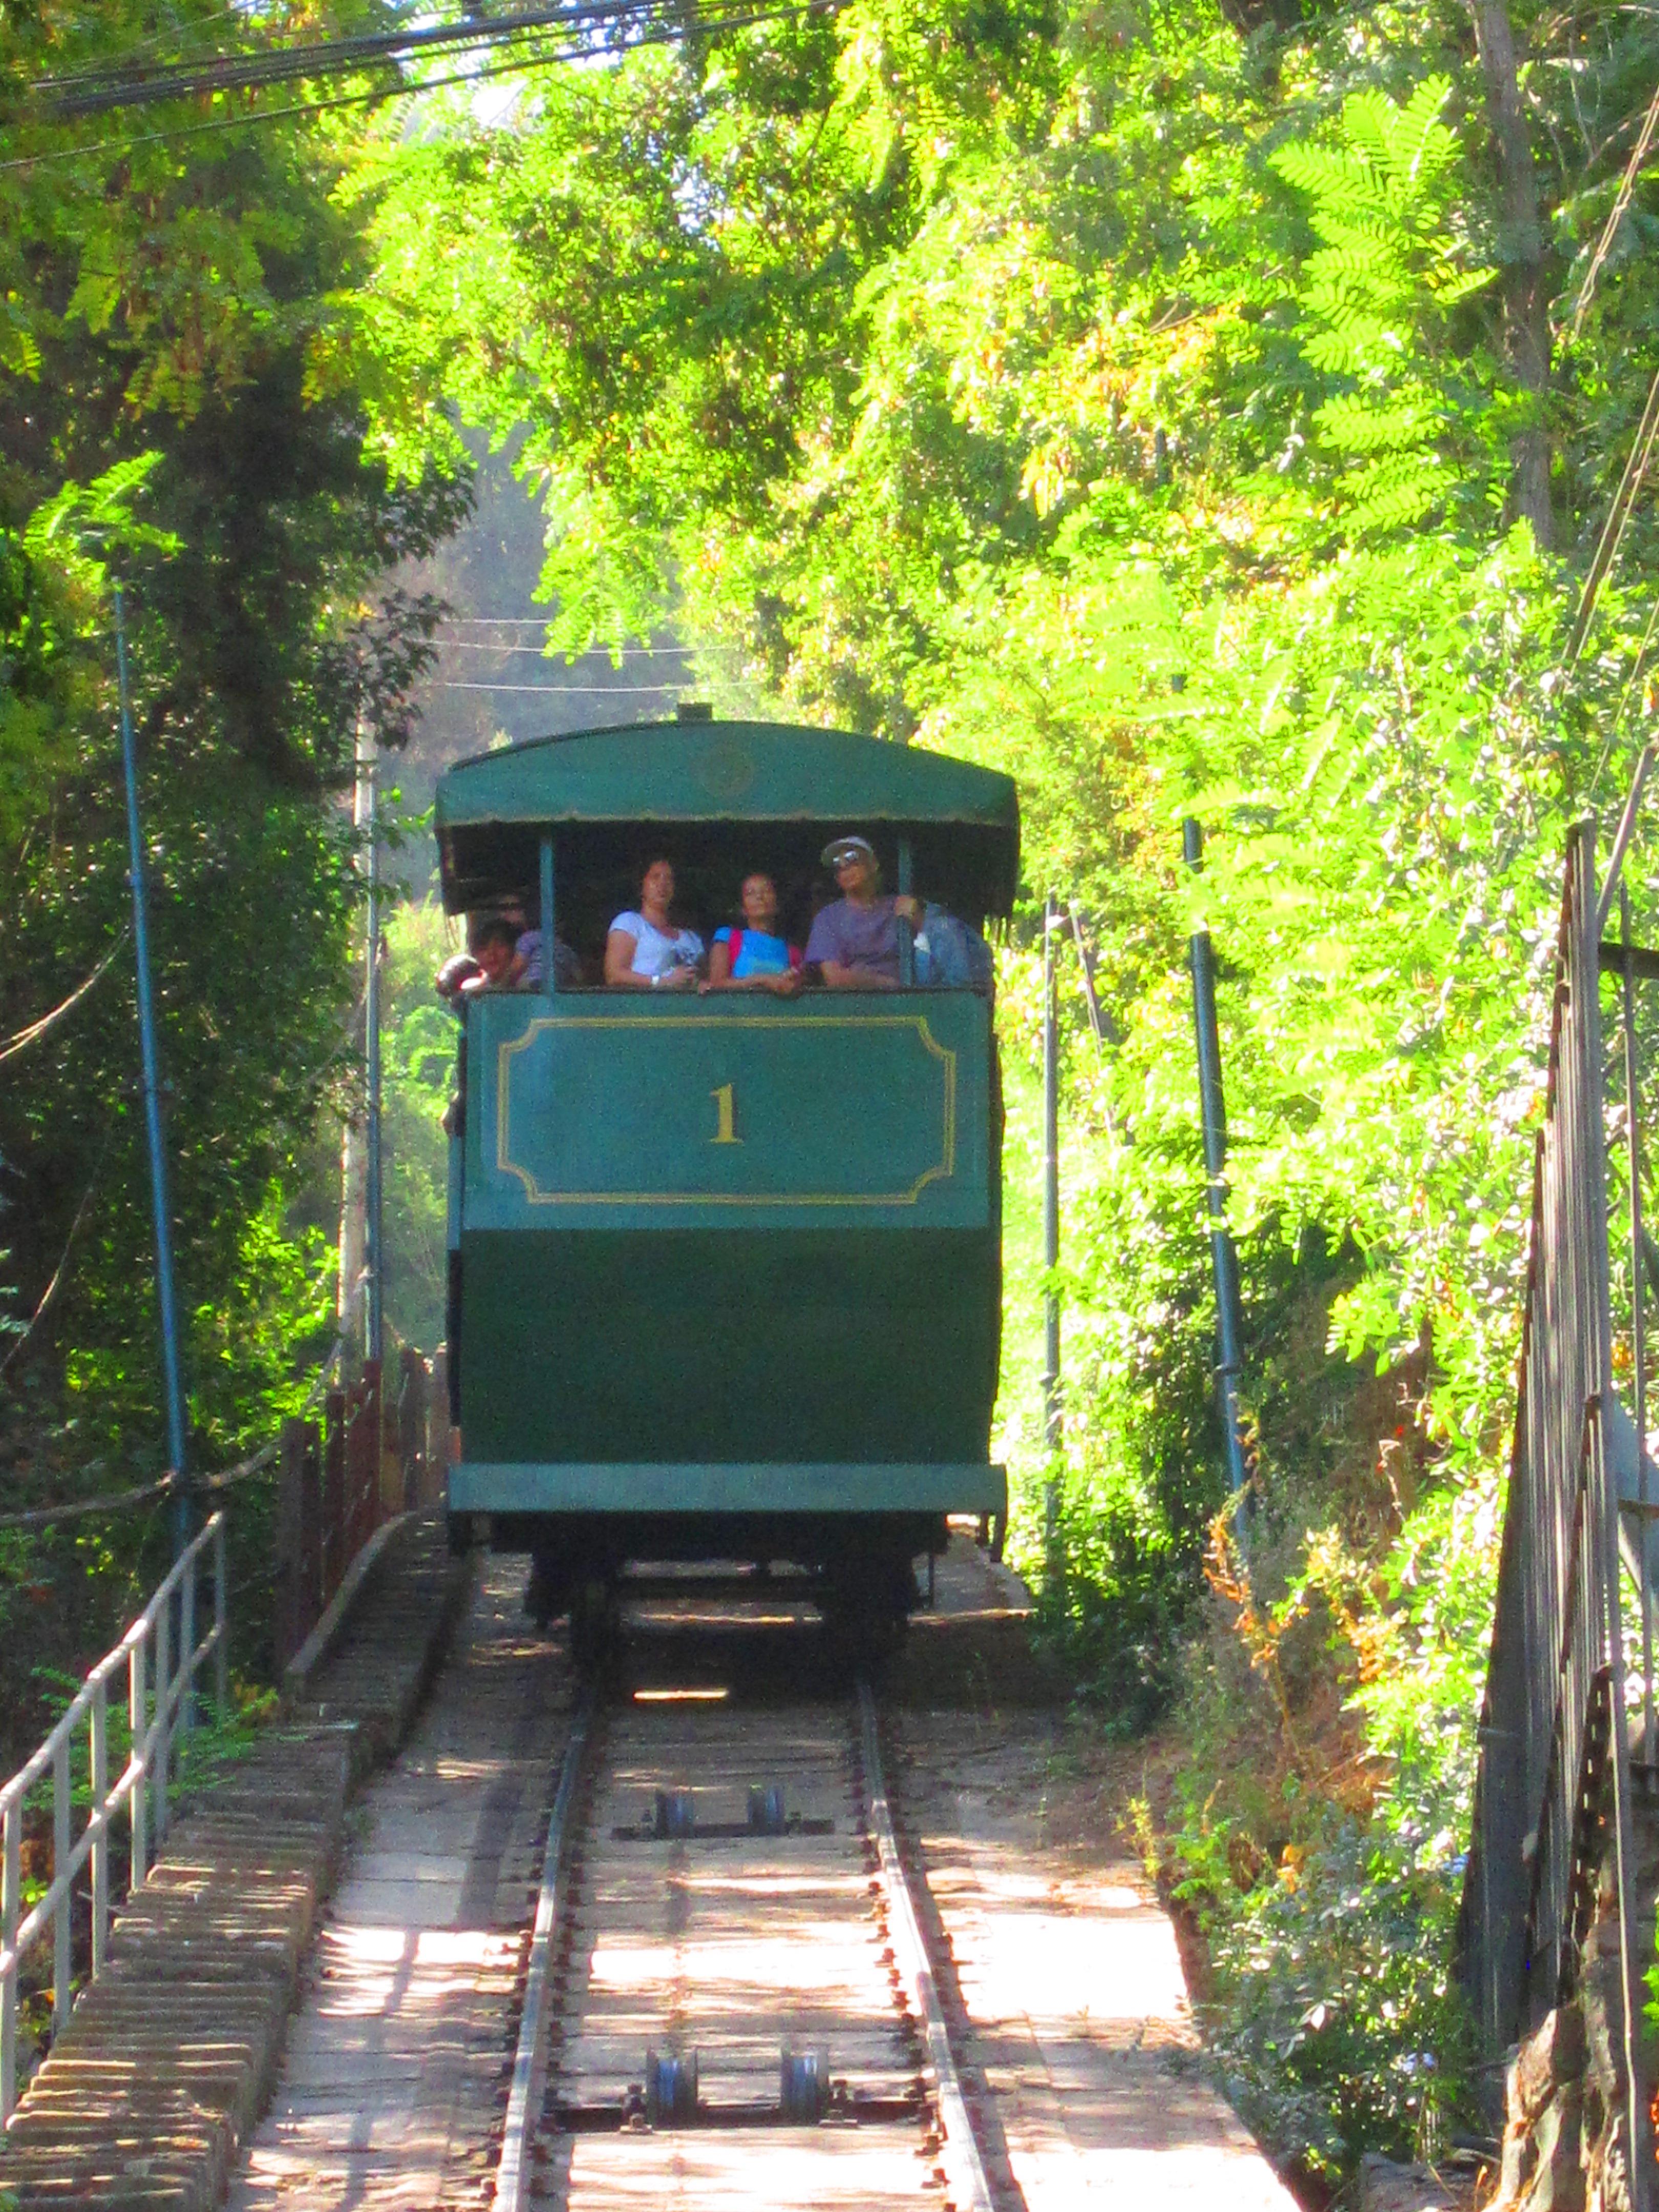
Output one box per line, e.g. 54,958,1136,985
609,911,704,979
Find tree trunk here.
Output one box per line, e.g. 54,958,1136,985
1467,0,1554,548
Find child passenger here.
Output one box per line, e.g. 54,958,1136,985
701,873,803,996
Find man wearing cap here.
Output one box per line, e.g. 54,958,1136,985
805,836,922,988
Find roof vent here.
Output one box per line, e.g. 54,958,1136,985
676,700,714,724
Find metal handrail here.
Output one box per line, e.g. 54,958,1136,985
0,1511,228,2122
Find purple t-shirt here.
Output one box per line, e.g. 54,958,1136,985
804,896,902,980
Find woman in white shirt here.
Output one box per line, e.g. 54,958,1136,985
605,859,705,989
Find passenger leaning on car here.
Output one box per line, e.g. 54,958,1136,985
468,917,524,990
804,836,921,989
605,859,705,989
701,871,803,996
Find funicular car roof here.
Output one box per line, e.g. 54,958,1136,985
435,717,1020,919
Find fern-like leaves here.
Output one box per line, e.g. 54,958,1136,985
1270,76,1494,535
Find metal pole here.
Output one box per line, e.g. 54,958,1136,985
1042,894,1062,1563
1621,882,1655,1767
897,836,916,986
213,1513,228,1720
2,1802,18,2121
115,588,189,1544
540,833,557,997
1183,820,1249,1526
364,745,383,1369
90,1683,108,1975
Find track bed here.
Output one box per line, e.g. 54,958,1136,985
225,1538,1298,2211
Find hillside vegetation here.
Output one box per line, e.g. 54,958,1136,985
7,0,1659,2184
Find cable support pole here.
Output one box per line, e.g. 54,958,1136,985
1041,892,1062,1571
364,738,384,1373
115,588,190,1554
1182,820,1248,1538
1621,882,1655,1769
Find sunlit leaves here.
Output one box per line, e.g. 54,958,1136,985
1269,77,1496,533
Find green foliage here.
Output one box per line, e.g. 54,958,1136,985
345,1,1659,2173
1200,1802,1475,2178
11,0,1659,2180
0,1,471,1500
0,6,471,1819
380,900,462,1354
1269,77,1497,530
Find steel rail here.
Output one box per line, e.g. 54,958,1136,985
857,1680,995,2212
494,1683,597,2212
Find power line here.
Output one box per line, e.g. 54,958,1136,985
0,925,129,1066
0,0,832,174
1564,363,1659,673
1,0,836,173
433,679,686,693
437,637,694,657
36,0,692,114
1569,78,1659,342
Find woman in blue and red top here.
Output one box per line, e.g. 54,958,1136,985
700,871,804,996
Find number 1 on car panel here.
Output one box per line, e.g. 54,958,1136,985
710,1082,740,1145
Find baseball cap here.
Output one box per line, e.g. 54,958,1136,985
822,834,877,869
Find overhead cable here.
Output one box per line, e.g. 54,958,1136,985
0,1176,101,1379
434,679,684,693
2,0,838,173
1569,79,1659,342
0,926,130,1067
1563,363,1659,674
0,1331,352,1530
38,0,703,113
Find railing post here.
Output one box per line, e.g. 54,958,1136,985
179,1542,197,1742
276,1417,309,1673
3,1797,19,2122
51,1738,71,2038
1618,881,1655,1769
1041,892,1062,1573
153,1585,172,1846
129,1637,147,1893
1183,819,1250,1531
357,1357,381,1546
213,1513,228,1720
90,1678,108,1977
0,1515,233,2116
323,1389,346,1605
399,1346,423,1513
300,1421,322,1646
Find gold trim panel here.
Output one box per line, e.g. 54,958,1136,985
494,1012,958,1207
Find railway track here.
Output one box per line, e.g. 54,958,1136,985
492,1659,998,2212
226,1548,1301,2212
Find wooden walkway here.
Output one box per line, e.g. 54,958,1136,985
227,1567,571,2211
